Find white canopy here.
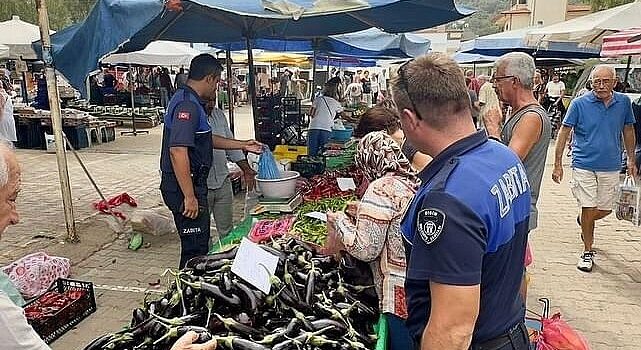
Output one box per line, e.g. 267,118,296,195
0,44,9,59
101,41,201,66
0,15,53,60
525,0,641,47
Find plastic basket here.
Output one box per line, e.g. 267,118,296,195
24,278,97,344
291,155,325,178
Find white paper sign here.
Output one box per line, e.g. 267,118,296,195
304,211,327,222
231,238,280,294
337,178,356,191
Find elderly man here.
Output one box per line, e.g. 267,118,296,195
485,52,551,299
393,54,531,350
0,143,217,349
553,65,637,272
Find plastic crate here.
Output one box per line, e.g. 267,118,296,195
24,278,97,344
274,145,308,162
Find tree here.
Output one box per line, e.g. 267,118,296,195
588,0,634,11
0,0,96,30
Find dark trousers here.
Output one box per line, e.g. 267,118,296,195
161,182,211,268
307,129,331,156
386,313,413,350
470,323,530,350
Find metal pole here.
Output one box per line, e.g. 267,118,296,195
245,37,258,138
35,0,78,242
624,55,632,93
226,49,235,133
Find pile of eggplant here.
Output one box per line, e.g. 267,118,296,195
83,238,381,350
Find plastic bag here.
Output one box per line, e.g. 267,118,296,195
333,119,346,131
0,271,25,307
244,190,261,218
615,175,640,225
130,207,177,236
525,242,533,267
537,313,591,350
257,148,281,180
2,252,70,299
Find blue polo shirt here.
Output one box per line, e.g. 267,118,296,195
160,86,213,184
401,131,531,345
563,91,635,172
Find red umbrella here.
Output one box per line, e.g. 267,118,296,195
601,28,641,57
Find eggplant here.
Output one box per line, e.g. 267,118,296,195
82,333,115,350
185,246,239,269
213,313,264,339
232,279,260,311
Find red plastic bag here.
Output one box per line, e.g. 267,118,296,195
537,313,590,350
525,242,533,267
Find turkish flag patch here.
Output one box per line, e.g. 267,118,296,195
177,112,191,121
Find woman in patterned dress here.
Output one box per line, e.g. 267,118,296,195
323,131,419,350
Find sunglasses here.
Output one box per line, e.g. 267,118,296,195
490,75,516,84
397,59,424,120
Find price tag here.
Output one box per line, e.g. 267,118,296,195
231,238,280,294
304,211,327,222
337,178,356,191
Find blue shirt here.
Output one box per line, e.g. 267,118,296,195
401,131,531,345
160,85,213,187
563,91,635,172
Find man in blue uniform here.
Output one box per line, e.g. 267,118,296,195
160,54,262,268
391,54,531,349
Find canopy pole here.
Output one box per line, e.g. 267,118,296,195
312,50,318,96
226,49,235,133
35,0,78,243
121,65,147,136
245,37,258,138
624,55,632,92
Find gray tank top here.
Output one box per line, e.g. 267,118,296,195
501,104,551,231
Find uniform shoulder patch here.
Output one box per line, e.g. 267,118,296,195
417,208,446,245
177,111,191,120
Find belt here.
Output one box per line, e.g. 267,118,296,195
470,322,528,350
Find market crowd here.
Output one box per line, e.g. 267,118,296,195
1,51,639,350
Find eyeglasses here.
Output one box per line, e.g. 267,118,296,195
491,75,515,83
589,78,613,86
397,59,424,120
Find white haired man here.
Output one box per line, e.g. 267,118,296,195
553,65,637,272
0,143,216,349
484,52,551,299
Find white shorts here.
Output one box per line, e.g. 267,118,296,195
570,168,620,210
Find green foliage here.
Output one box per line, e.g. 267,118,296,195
0,0,96,30
456,0,512,37
588,0,634,11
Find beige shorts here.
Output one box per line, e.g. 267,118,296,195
570,168,619,210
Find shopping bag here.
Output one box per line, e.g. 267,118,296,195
615,175,641,226
2,252,71,299
537,313,590,350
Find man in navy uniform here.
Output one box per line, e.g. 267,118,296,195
160,54,262,268
392,54,531,349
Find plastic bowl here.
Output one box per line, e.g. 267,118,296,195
331,126,353,142
256,170,300,199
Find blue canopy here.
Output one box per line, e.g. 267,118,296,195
459,27,600,59
451,52,498,64
211,28,431,59
40,0,472,95
315,56,377,68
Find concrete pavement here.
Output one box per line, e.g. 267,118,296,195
1,106,640,349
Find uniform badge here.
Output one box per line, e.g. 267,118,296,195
178,112,191,120
417,208,446,245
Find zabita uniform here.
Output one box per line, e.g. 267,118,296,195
401,131,532,350
160,85,213,268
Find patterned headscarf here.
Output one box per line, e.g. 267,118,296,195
355,131,417,183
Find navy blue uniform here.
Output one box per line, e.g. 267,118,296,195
160,85,213,268
402,131,531,349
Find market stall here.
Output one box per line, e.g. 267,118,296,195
13,105,117,150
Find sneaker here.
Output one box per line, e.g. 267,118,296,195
577,251,595,272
